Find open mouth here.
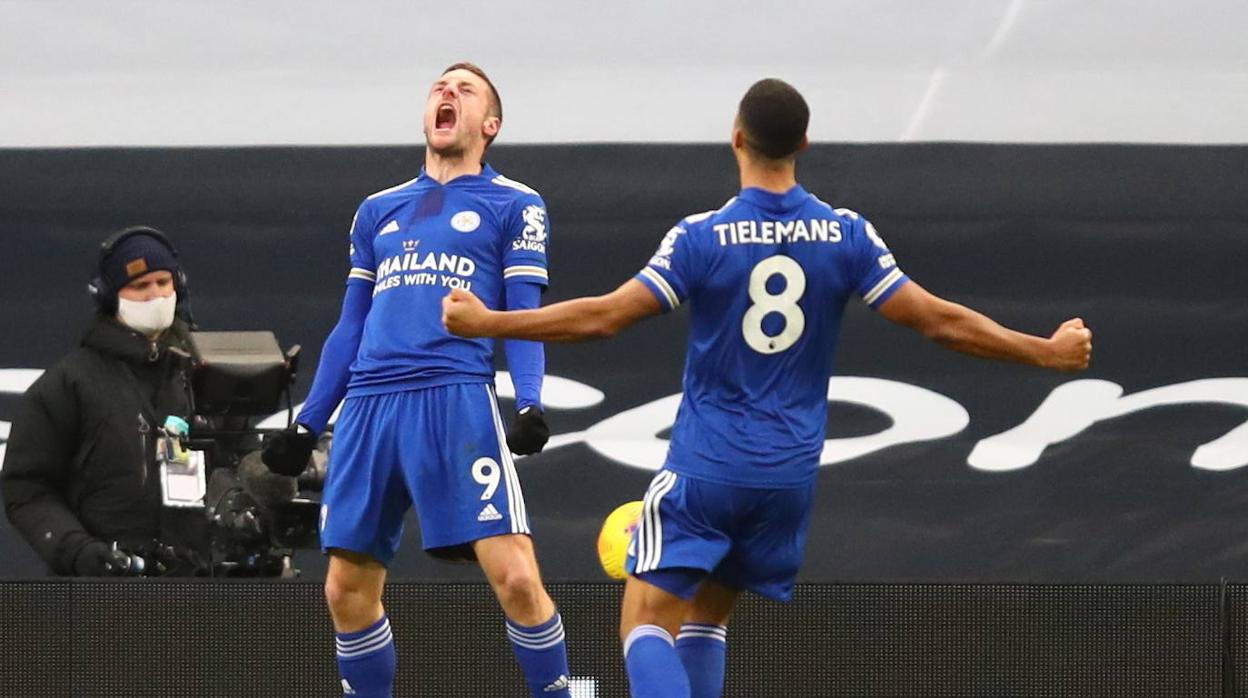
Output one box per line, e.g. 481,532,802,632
435,103,457,132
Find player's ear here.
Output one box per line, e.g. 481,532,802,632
731,126,746,151
798,135,809,152
482,116,501,140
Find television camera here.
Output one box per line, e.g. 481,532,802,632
148,331,322,578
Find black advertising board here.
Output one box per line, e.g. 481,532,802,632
1,144,1245,581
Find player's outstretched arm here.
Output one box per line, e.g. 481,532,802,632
262,283,371,476
876,281,1092,371
443,279,662,342
293,282,372,432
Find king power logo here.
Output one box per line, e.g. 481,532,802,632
2,370,1245,474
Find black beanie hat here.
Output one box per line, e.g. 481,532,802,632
99,232,180,296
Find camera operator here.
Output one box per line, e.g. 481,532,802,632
1,226,203,576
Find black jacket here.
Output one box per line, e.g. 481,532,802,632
1,316,192,574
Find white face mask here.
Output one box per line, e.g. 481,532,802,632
117,292,177,336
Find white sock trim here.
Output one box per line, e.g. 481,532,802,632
507,624,566,651
506,613,566,650
623,624,674,657
336,618,391,650
676,623,727,642
335,624,394,659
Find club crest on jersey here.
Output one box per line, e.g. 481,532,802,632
451,210,481,233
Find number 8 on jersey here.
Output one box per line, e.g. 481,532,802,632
743,255,807,354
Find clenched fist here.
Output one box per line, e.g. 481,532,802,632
507,406,550,455
1046,318,1093,371
261,423,316,476
442,287,492,338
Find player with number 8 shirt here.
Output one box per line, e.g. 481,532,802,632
442,78,1093,698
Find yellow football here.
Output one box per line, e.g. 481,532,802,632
597,500,644,580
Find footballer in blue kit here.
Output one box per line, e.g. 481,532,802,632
263,63,572,698
444,78,1092,698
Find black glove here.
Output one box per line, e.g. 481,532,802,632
506,406,549,456
73,540,138,577
262,423,317,476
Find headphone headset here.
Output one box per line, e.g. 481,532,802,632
87,226,192,321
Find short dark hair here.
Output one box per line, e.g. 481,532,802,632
443,61,502,123
737,78,809,160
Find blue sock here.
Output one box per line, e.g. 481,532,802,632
624,625,690,698
335,615,395,698
506,612,572,697
676,623,727,698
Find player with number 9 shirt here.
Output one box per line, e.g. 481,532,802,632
442,78,1093,698
263,62,572,698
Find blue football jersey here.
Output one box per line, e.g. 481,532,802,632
344,164,549,395
633,185,909,488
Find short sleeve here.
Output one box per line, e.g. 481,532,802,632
501,195,550,288
347,203,378,286
846,213,909,309
634,222,699,312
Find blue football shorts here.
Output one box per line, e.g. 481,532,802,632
320,383,530,563
625,469,815,602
